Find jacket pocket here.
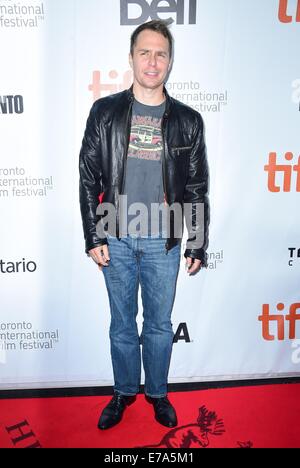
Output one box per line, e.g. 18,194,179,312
170,146,193,157
169,147,190,182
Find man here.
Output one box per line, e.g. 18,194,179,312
79,20,209,430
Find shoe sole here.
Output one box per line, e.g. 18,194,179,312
155,415,178,428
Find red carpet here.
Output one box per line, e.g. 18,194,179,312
0,384,299,448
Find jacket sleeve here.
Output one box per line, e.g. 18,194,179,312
79,102,108,254
183,113,210,267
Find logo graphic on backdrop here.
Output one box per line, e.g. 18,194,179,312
0,167,53,198
288,248,300,267
292,79,300,111
88,69,228,113
166,82,228,113
139,323,190,345
0,258,37,274
120,0,197,25
0,95,24,114
259,303,300,365
258,303,300,340
0,322,60,365
89,70,133,101
0,1,45,28
204,250,223,270
264,152,300,192
5,421,42,449
173,323,191,343
278,0,300,23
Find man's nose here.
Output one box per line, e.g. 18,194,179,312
148,53,157,67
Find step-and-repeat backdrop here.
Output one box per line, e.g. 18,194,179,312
0,0,299,389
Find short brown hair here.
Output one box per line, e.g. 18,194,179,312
130,20,173,59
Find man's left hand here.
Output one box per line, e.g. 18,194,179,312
185,257,202,275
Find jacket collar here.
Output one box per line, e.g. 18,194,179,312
126,85,172,115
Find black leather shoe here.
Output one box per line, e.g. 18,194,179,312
98,393,136,430
146,395,178,428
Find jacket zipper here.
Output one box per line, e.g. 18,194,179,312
161,112,169,254
173,145,193,156
116,100,133,239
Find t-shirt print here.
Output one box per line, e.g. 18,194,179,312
128,114,163,162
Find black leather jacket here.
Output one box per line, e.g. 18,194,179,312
79,87,210,266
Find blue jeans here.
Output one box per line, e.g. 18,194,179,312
102,234,181,398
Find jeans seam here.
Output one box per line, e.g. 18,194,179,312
115,391,137,396
145,393,167,398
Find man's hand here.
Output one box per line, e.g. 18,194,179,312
185,257,202,275
89,245,110,271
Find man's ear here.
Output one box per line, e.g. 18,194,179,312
129,53,133,68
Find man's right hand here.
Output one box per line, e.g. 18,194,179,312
89,245,110,271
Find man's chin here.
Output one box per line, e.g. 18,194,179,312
139,80,164,91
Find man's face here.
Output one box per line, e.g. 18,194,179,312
129,29,171,92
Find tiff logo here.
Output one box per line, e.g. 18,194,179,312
264,152,300,192
258,303,300,341
89,70,133,101
0,95,24,114
120,0,197,25
278,0,300,22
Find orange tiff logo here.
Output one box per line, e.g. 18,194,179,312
278,0,300,22
259,303,300,341
264,152,300,192
88,70,133,101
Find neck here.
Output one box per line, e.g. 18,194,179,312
132,83,165,106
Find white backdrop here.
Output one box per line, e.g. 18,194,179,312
0,0,299,389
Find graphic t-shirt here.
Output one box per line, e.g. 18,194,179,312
120,98,166,237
